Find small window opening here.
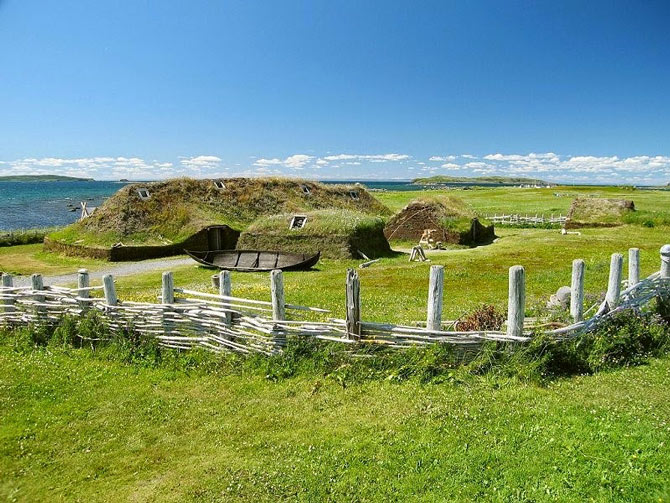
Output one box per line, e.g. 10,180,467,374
137,188,151,200
349,190,360,201
289,215,307,230
300,184,311,195
213,180,226,190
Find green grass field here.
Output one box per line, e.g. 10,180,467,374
1,343,670,502
2,185,670,501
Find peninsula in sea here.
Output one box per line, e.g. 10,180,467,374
0,175,94,182
412,175,552,186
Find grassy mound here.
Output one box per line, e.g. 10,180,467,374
49,177,390,248
565,197,635,228
237,209,393,259
384,196,495,245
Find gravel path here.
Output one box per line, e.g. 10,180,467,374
12,257,195,287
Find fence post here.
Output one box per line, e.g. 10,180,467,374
345,268,361,338
77,269,90,311
426,265,444,331
570,259,585,322
162,271,174,335
605,253,623,309
162,271,174,304
219,270,232,326
270,270,285,321
506,266,525,338
628,248,640,287
661,245,670,278
1,273,13,314
31,274,45,319
102,274,117,306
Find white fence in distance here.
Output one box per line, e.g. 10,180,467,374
486,213,567,226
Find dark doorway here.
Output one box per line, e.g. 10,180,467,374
206,225,239,250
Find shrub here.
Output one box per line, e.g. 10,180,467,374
456,304,506,331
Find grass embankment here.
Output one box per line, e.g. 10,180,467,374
1,309,670,501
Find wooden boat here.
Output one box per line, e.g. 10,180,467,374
184,249,320,272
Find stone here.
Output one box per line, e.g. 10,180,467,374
547,285,571,309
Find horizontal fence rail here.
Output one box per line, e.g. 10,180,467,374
1,245,669,355
485,213,567,226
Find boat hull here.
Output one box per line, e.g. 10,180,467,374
184,249,320,272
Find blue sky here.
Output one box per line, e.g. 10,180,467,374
1,1,669,183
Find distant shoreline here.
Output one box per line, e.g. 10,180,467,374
0,175,94,182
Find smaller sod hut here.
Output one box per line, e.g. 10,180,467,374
237,210,392,259
383,197,495,246
45,177,391,261
565,198,635,228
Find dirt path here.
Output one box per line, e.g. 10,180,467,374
12,257,194,287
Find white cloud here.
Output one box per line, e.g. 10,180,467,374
319,153,410,163
420,152,670,184
440,163,462,170
254,154,313,170
180,155,222,169
2,151,670,184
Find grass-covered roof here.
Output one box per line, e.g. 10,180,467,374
50,177,390,247
238,209,393,259
566,198,635,228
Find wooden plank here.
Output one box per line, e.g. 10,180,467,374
628,248,640,287
570,259,585,322
605,253,623,310
219,270,232,326
506,266,525,338
270,270,285,321
661,244,670,278
426,265,444,331
345,268,361,338
102,274,118,306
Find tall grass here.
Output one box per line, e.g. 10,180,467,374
0,227,59,247
4,301,669,387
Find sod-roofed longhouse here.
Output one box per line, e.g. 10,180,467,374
237,210,393,259
564,198,635,228
383,197,495,246
45,177,391,260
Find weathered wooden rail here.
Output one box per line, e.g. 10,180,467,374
1,245,669,354
486,213,567,226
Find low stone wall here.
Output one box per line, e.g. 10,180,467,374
44,225,240,262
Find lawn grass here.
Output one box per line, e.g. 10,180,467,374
110,224,670,323
1,344,669,502
375,185,670,226
0,244,105,276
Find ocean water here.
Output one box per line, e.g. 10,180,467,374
0,181,131,231
0,180,421,231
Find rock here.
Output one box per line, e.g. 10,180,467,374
547,285,571,309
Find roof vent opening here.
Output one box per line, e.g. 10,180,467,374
289,215,307,230
300,184,311,195
137,188,151,200
213,180,226,190
349,190,360,201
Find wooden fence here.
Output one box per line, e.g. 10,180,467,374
486,213,567,226
1,244,669,354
